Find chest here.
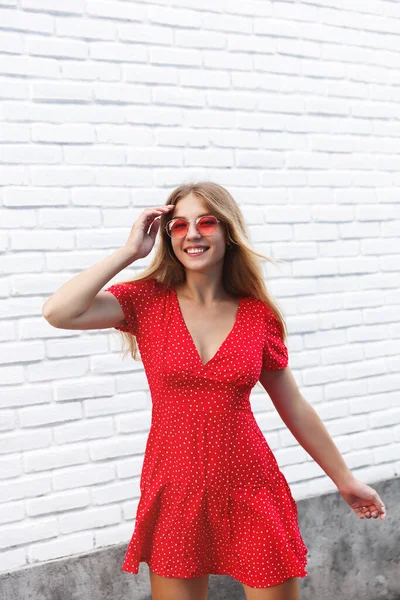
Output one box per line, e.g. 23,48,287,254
175,297,240,367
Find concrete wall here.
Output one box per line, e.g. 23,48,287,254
1,477,399,600
1,0,399,583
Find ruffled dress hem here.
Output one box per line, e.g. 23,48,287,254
121,560,308,589
120,475,309,589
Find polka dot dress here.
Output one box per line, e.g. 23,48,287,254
104,277,308,588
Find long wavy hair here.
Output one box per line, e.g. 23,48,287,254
112,182,288,369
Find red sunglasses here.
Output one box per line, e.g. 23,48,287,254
166,215,221,239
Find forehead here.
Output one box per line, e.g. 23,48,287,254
172,193,208,218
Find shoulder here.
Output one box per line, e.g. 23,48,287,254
249,297,284,335
246,296,275,318
105,277,159,306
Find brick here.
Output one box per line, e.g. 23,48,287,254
179,68,229,89
61,60,120,81
0,30,24,53
0,548,26,572
64,146,125,165
0,55,60,77
96,125,153,146
0,123,30,142
156,128,208,148
150,47,201,67
0,342,44,366
123,64,177,85
0,410,17,431
93,82,150,104
27,489,89,516
24,445,89,473
118,23,173,45
0,77,28,99
30,532,93,563
21,0,84,14
30,167,95,186
203,50,252,70
153,87,205,108
56,16,115,40
0,144,62,164
27,36,88,60
201,12,252,33
0,8,53,33
0,518,58,550
0,428,51,454
20,403,82,427
32,82,91,102
90,41,147,63
3,187,69,207
86,1,146,22
32,123,95,143
126,148,182,167
184,149,234,167
175,29,225,49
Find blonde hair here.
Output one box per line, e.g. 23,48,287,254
113,181,288,368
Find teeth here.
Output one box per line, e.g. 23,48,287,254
187,248,207,254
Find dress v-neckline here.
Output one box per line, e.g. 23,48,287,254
171,287,243,369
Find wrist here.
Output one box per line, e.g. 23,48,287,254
333,471,357,491
114,246,139,267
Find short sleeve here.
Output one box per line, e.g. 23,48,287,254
262,307,288,371
104,278,154,336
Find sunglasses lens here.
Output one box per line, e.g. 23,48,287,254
169,219,187,237
168,216,218,238
197,216,218,235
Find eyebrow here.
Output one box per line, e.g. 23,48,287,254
172,213,212,219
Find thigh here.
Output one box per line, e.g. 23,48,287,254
149,567,209,600
242,576,299,600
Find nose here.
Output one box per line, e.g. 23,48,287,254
186,220,201,239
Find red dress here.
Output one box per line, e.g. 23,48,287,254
105,277,308,588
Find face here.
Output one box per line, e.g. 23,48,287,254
168,193,227,271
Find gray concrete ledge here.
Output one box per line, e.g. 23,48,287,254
1,476,399,600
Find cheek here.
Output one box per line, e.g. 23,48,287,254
170,240,180,254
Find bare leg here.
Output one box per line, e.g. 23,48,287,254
242,576,300,600
149,568,209,600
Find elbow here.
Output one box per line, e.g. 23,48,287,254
42,311,59,328
42,300,54,322
42,302,62,328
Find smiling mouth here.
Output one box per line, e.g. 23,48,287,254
184,247,209,255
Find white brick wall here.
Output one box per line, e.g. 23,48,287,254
1,0,399,574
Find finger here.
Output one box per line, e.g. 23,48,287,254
358,505,371,519
144,210,165,220
371,497,386,517
147,217,161,240
144,206,173,219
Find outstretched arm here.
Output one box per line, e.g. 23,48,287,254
259,367,386,521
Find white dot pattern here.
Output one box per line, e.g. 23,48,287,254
104,278,308,588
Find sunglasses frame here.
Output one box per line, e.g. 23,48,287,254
165,215,221,238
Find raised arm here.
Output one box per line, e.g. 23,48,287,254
42,246,138,330
42,204,174,330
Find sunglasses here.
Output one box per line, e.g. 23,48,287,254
166,215,221,239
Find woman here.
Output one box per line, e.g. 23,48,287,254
43,182,386,600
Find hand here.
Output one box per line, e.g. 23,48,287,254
338,478,386,520
124,205,174,260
